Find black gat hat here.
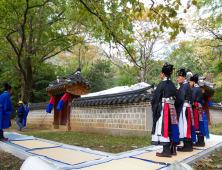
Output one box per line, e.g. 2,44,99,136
176,67,186,77
190,74,199,83
162,63,174,76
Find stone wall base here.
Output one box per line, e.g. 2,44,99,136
209,108,222,125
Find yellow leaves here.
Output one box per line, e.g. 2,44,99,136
192,0,197,5
176,0,182,5
196,4,201,9
153,27,157,32
175,4,179,10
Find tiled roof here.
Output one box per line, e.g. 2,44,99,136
46,72,91,92
70,84,154,107
28,102,48,110
204,84,216,92
199,78,216,92
210,103,222,110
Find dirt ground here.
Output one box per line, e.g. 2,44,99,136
192,148,222,169
0,149,24,170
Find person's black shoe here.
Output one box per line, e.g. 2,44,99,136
156,145,172,157
171,146,177,155
193,135,205,147
177,141,193,152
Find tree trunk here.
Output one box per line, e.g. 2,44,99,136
21,57,33,103
137,69,145,82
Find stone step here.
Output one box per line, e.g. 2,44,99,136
59,125,67,130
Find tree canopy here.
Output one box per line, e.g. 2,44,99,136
0,0,221,107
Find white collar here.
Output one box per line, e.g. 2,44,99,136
183,79,188,84
194,84,199,87
163,77,171,81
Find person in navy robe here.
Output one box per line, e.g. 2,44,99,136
22,102,29,126
190,74,207,146
16,101,25,131
151,63,179,157
0,83,13,141
175,68,193,152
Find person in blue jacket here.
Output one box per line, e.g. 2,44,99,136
22,102,29,126
0,83,13,141
16,101,25,131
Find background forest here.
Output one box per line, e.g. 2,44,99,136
0,0,221,115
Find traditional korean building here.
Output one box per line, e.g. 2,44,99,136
199,78,216,125
45,69,91,130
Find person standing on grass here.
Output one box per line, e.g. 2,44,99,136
0,83,13,141
190,74,208,146
175,68,194,152
151,63,179,157
22,102,29,127
16,101,25,131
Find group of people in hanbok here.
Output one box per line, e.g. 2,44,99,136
0,83,29,141
151,63,209,157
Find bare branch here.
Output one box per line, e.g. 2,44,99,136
207,29,222,40
150,0,163,19
41,43,78,62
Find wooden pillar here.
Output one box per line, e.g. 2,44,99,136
53,96,61,128
202,96,211,125
66,95,75,131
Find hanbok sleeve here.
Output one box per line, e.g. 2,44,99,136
151,83,163,124
4,95,13,116
17,106,23,113
26,107,29,115
192,88,197,104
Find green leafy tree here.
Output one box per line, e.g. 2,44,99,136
0,0,201,103
193,0,222,47
69,0,200,72
0,0,81,102
87,59,116,92
165,41,206,81
115,69,137,86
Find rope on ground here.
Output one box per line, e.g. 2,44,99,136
39,112,48,129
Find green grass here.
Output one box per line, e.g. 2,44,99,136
9,120,18,130
21,131,151,153
4,120,49,132
209,124,222,135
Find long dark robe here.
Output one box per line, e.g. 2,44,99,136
191,85,203,104
175,82,192,118
151,80,176,135
192,84,206,136
0,92,13,131
175,81,193,141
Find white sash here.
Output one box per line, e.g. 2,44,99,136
157,99,175,136
157,103,164,136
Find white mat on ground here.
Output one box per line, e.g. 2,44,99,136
77,158,165,170
29,147,106,165
10,140,59,149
